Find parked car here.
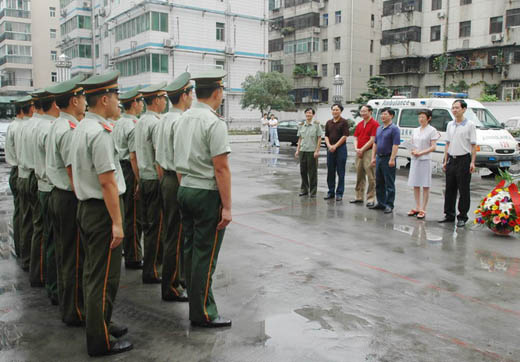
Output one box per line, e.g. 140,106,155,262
0,119,9,162
504,117,520,133
277,120,301,146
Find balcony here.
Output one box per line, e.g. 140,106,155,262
0,55,33,66
0,9,31,19
0,32,31,42
0,77,32,87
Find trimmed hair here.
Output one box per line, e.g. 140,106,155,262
331,103,344,112
41,98,55,112
195,85,220,99
418,109,432,119
453,99,467,109
304,107,315,115
56,94,75,109
381,107,395,117
22,104,32,115
122,100,134,111
361,104,373,113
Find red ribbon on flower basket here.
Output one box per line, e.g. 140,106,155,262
508,183,520,216
491,180,506,194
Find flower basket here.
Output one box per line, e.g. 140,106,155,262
474,179,520,237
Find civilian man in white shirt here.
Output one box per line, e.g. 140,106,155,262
438,99,476,228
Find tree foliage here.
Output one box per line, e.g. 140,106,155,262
240,71,295,116
355,76,392,104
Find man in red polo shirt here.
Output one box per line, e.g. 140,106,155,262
350,105,379,207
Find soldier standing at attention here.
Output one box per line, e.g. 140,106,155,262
113,86,144,270
135,82,167,284
71,71,132,356
46,76,86,326
174,70,232,327
33,90,60,304
155,72,192,302
6,96,31,259
14,96,34,271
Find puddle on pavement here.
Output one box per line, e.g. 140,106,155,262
475,249,520,276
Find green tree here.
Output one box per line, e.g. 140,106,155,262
355,76,392,104
241,71,295,116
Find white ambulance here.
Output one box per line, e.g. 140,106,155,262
367,95,520,174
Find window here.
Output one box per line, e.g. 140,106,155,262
432,0,442,10
335,11,341,24
506,9,520,28
283,13,320,30
271,59,283,72
50,29,56,39
322,64,327,76
430,25,441,41
399,109,420,128
95,44,99,58
381,26,422,45
371,14,375,28
431,109,452,132
322,39,328,51
151,12,168,32
51,72,57,82
334,62,340,75
334,36,341,50
115,12,150,41
63,44,91,59
370,40,374,53
490,16,503,34
216,22,225,41
460,0,471,4
151,53,168,73
49,7,56,17
216,60,225,69
269,0,281,10
369,64,373,76
284,37,319,54
116,54,150,76
51,50,57,61
322,13,328,27
104,54,109,68
426,85,440,95
269,38,283,52
459,21,471,37
60,15,92,35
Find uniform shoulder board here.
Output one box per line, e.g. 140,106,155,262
210,109,225,121
68,120,76,129
109,122,115,128
99,121,113,133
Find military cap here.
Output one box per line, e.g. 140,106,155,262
30,88,47,101
79,70,120,96
139,82,167,99
13,95,33,106
163,72,192,95
191,69,227,89
45,74,86,97
119,85,143,104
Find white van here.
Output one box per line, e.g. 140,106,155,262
367,97,520,174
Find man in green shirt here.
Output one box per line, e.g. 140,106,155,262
46,76,86,326
113,86,144,270
295,108,322,198
71,71,132,356
135,82,167,284
155,72,192,302
174,70,232,327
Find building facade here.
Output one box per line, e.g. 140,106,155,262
59,0,268,123
0,0,60,95
268,0,381,105
380,0,520,100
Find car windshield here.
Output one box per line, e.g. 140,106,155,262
465,108,502,129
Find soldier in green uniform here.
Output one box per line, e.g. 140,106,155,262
14,97,34,271
33,90,60,304
295,108,322,198
46,76,86,326
155,72,193,302
135,82,167,283
6,96,32,259
113,86,144,270
71,71,132,356
174,70,232,327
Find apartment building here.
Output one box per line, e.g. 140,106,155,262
0,0,60,95
381,0,520,100
268,0,381,105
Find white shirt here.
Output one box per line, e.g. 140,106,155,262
446,118,476,156
268,118,278,128
261,117,269,131
411,125,440,161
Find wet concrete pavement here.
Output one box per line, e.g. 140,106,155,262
1,142,520,362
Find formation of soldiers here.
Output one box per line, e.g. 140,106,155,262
4,69,233,357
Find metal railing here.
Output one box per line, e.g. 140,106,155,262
0,55,32,66
0,9,31,19
0,32,31,42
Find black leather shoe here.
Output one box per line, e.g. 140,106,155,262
88,340,133,357
383,207,393,214
324,194,335,200
368,204,385,210
349,199,363,204
191,316,232,328
299,192,308,197
456,220,466,228
50,296,59,306
125,260,143,270
162,290,188,302
143,277,162,284
109,323,128,338
438,217,455,223
366,202,375,208
335,196,343,201
30,281,44,288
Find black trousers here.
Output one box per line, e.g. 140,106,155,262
444,154,471,221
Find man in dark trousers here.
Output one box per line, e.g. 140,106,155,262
438,99,476,228
324,103,349,201
71,71,132,356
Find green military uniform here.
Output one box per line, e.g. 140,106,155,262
155,73,192,301
297,121,322,197
46,77,86,325
135,82,167,283
174,70,232,324
113,87,143,268
72,72,129,356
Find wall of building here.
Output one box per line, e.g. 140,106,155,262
32,0,60,88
